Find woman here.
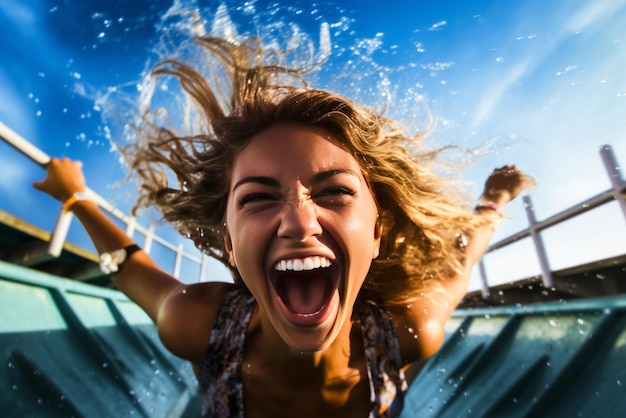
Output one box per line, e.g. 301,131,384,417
34,36,533,417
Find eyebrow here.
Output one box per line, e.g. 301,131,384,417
232,176,280,192
232,169,360,192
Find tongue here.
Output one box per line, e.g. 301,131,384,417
280,275,329,315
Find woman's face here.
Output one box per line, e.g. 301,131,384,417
224,123,381,352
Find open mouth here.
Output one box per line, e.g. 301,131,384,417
270,256,338,322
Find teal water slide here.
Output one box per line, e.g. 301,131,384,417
0,261,199,417
3,257,626,417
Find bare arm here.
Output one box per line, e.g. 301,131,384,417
391,165,535,363
33,157,228,364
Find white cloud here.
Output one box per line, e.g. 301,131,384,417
0,0,36,30
471,0,626,126
565,0,626,33
472,58,534,125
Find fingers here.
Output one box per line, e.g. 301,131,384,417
32,157,87,201
32,179,44,191
483,164,535,203
492,165,519,176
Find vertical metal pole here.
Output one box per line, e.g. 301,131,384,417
173,243,184,279
48,209,73,257
143,225,155,255
523,195,554,288
199,254,209,282
599,145,626,220
125,216,136,239
478,259,491,299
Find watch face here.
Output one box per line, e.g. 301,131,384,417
99,250,125,274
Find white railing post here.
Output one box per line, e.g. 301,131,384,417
0,122,74,257
173,243,184,279
48,210,73,257
143,225,155,255
478,259,491,299
200,254,209,282
523,195,554,288
125,216,137,239
600,145,626,221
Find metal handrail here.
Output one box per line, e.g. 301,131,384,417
0,121,210,281
478,144,626,298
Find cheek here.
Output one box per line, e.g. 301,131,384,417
339,212,379,264
225,215,269,278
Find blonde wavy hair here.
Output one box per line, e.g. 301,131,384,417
124,36,481,306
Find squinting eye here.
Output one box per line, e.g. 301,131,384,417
238,193,275,207
316,186,355,200
314,186,355,205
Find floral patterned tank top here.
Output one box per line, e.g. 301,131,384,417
196,288,407,417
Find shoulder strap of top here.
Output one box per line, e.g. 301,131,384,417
358,301,408,418
196,287,256,418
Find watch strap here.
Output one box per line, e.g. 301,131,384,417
100,244,142,274
123,244,142,259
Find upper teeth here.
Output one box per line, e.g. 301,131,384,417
274,256,332,272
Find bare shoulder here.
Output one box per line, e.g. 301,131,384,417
387,283,457,364
157,281,237,366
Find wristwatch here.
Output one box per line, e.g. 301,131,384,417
99,244,142,274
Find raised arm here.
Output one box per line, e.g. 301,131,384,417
33,157,228,364
391,165,535,363
32,157,182,319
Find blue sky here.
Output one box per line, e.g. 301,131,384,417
1,0,626,289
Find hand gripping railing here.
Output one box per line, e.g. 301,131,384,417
0,121,211,281
477,144,626,298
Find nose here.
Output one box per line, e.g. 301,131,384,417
277,200,323,241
